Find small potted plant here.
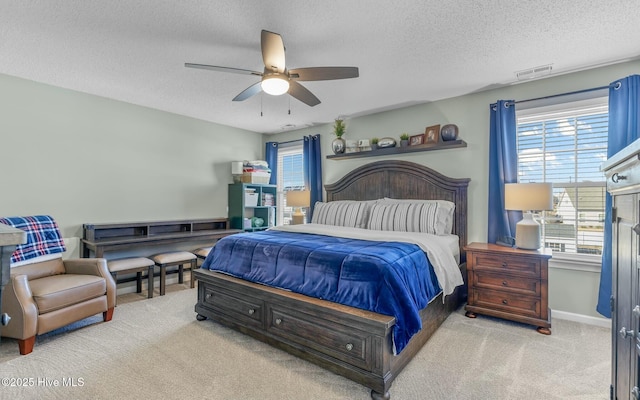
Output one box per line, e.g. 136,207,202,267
399,133,410,147
371,137,379,151
331,119,346,154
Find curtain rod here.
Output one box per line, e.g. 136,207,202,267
491,81,620,108
278,138,303,145
266,138,303,147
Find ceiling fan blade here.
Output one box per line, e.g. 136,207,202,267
288,81,320,107
288,67,359,81
185,63,262,76
261,30,286,73
232,81,263,101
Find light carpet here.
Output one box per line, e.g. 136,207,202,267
0,285,610,400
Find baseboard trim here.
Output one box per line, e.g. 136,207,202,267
552,309,611,328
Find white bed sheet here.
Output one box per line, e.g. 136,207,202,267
270,223,463,298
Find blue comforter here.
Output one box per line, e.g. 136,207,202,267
202,230,442,353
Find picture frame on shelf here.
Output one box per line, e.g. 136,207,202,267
425,124,441,144
409,134,424,146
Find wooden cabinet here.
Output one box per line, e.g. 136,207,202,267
464,242,552,334
602,139,640,400
228,183,277,231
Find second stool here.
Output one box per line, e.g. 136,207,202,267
151,251,197,295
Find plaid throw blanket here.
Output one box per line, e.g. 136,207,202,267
0,215,66,264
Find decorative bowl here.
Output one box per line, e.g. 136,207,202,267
378,137,397,148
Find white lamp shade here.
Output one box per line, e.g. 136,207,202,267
261,76,290,95
286,190,310,208
231,161,243,175
505,183,553,211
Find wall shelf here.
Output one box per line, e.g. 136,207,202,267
326,139,467,160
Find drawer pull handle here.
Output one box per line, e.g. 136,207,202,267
634,305,640,317
275,318,282,325
205,293,212,300
248,308,255,315
619,327,635,339
612,173,627,183
502,299,508,305
632,386,640,400
502,281,508,286
345,343,353,351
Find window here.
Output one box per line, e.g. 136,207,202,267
276,143,304,225
516,98,608,257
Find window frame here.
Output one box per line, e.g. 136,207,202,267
515,96,608,265
275,142,304,226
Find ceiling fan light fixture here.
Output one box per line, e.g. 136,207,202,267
261,75,289,95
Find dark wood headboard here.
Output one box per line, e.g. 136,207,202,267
324,160,470,261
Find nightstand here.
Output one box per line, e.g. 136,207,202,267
464,242,552,334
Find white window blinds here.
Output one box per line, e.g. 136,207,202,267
516,99,608,256
276,143,304,225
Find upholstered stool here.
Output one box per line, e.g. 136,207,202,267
193,246,213,261
191,246,214,287
151,251,197,295
107,257,155,300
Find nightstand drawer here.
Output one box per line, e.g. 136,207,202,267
471,253,540,278
473,288,540,318
473,272,540,297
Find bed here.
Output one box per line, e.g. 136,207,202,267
194,160,470,399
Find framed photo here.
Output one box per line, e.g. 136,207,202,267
409,134,424,146
424,124,441,144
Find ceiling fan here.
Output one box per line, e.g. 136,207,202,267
185,30,359,107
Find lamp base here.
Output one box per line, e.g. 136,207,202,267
515,212,541,250
291,209,305,225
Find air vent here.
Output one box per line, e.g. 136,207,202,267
516,64,553,81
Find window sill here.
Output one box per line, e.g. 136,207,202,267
548,252,602,273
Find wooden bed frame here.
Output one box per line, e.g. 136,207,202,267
194,160,470,399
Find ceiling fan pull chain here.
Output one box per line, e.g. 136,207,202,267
288,96,291,115
260,94,263,117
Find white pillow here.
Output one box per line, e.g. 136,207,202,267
311,201,373,228
372,198,455,235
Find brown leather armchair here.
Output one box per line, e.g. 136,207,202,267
1,256,116,355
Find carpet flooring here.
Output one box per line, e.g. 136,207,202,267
0,284,610,399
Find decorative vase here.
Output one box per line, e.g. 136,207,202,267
371,143,378,151
440,124,459,141
400,139,409,147
332,137,346,154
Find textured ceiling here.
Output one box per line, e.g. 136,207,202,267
2,1,639,134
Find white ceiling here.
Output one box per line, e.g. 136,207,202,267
2,1,639,134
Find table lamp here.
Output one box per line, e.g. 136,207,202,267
231,161,244,183
286,190,310,225
504,183,553,250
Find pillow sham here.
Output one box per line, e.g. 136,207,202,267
311,200,373,229
369,199,454,235
379,198,455,234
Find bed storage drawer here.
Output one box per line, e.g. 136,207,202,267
201,286,264,328
267,305,373,371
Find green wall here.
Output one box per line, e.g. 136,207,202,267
268,60,640,320
0,73,263,239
